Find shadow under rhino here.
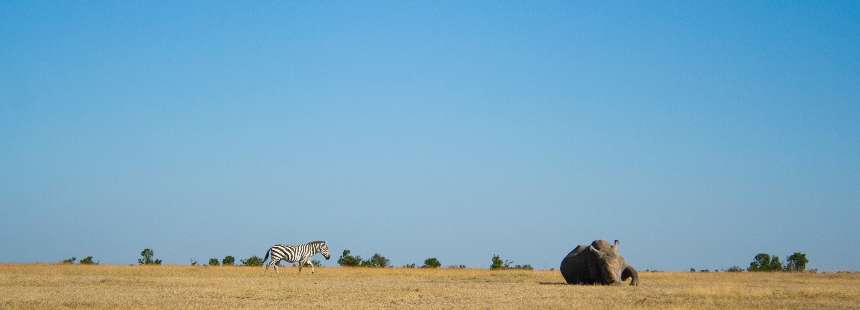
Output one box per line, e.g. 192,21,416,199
560,240,639,286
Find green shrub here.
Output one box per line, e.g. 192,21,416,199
338,250,362,267
423,257,441,268
786,252,808,272
208,258,220,266
748,252,808,272
222,256,235,266
138,249,162,265
490,255,530,270
768,256,783,271
361,253,390,268
337,250,392,268
62,257,76,264
241,256,263,266
490,255,505,270
403,263,416,268
748,253,785,272
80,256,97,265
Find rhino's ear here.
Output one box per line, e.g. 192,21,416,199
588,246,605,258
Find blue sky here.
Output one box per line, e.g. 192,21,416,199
1,1,858,271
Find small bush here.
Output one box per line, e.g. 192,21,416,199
403,263,416,268
726,266,743,272
138,249,162,265
241,256,263,267
490,255,530,270
361,253,390,268
337,250,391,268
769,257,783,271
490,255,505,270
208,258,220,266
423,257,441,268
222,256,235,266
748,253,788,272
337,250,362,267
62,257,77,264
786,252,808,272
80,256,97,265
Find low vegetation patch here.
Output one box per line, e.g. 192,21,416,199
241,256,263,267
490,254,533,270
422,257,441,268
138,249,162,265
337,250,390,268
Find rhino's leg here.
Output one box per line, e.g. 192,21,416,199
621,265,639,286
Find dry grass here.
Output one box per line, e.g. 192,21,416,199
1,264,858,309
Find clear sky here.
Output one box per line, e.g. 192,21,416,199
1,1,858,271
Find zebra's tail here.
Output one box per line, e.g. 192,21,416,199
263,248,270,269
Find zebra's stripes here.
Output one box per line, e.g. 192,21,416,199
263,240,331,273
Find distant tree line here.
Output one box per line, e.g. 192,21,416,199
64,247,809,273
338,251,494,270
748,252,808,272
135,249,263,267
337,250,390,268
60,256,98,265
62,248,538,270
687,252,810,273
401,258,442,269
490,254,533,270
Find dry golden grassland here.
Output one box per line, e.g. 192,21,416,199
0,264,858,309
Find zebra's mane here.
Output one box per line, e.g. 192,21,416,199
278,240,327,247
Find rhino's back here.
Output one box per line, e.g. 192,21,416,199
560,245,599,284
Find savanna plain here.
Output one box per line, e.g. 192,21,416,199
1,264,858,309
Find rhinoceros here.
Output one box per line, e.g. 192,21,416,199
560,240,639,286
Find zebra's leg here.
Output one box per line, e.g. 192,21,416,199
306,259,315,274
274,260,279,273
301,254,313,274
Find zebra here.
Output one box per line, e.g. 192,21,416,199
263,240,331,273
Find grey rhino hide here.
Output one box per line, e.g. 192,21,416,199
559,240,639,286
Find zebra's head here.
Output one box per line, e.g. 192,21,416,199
315,241,331,260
